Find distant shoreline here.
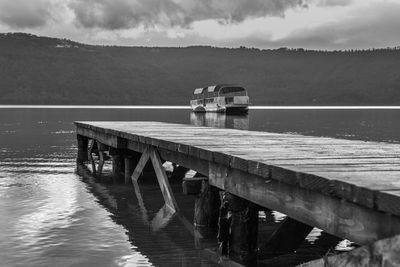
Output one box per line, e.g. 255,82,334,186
1,105,400,110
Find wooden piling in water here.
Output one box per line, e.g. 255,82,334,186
124,155,139,184
96,142,108,175
194,181,220,229
225,193,259,262
76,134,88,164
110,148,125,182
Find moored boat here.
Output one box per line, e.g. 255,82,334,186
190,84,249,113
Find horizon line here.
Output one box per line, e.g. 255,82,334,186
1,105,400,110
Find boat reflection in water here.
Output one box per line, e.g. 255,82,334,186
190,112,249,130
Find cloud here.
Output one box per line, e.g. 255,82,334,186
249,1,400,49
0,0,55,28
316,0,353,7
69,0,308,30
0,0,398,51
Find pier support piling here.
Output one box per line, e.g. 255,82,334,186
225,193,259,262
97,142,108,175
110,148,125,182
76,134,88,164
182,177,206,195
217,193,258,262
217,198,230,256
124,156,138,184
194,182,220,230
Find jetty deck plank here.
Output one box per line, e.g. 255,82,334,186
75,121,400,245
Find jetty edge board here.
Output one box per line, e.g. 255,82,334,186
74,121,400,245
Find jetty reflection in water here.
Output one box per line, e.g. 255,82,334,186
190,112,249,130
76,164,218,266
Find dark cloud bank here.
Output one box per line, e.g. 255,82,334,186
1,0,311,30
1,0,400,50
69,0,309,29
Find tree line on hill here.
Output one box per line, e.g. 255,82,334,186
1,33,400,105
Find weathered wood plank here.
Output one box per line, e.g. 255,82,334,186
376,190,400,215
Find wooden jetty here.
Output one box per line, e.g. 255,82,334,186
75,121,400,266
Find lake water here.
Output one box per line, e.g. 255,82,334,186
1,107,400,267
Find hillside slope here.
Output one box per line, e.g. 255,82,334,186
1,33,400,105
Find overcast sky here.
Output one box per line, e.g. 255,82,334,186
0,0,399,50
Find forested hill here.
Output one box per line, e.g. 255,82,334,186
1,32,400,105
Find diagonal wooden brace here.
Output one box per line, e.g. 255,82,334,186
130,146,179,213
130,147,150,182
88,139,97,175
150,147,179,212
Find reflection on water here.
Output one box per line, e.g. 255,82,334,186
76,165,217,267
2,108,400,266
190,112,249,130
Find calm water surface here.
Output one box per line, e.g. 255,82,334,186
1,108,400,267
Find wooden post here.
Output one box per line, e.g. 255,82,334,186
97,151,105,175
182,177,206,195
88,139,97,175
217,196,231,256
76,134,88,164
97,142,108,176
225,193,259,263
124,155,138,185
112,154,125,182
194,182,221,230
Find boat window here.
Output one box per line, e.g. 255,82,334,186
219,87,247,97
220,87,245,94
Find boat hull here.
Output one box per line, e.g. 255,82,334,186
191,103,248,113
225,105,249,114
